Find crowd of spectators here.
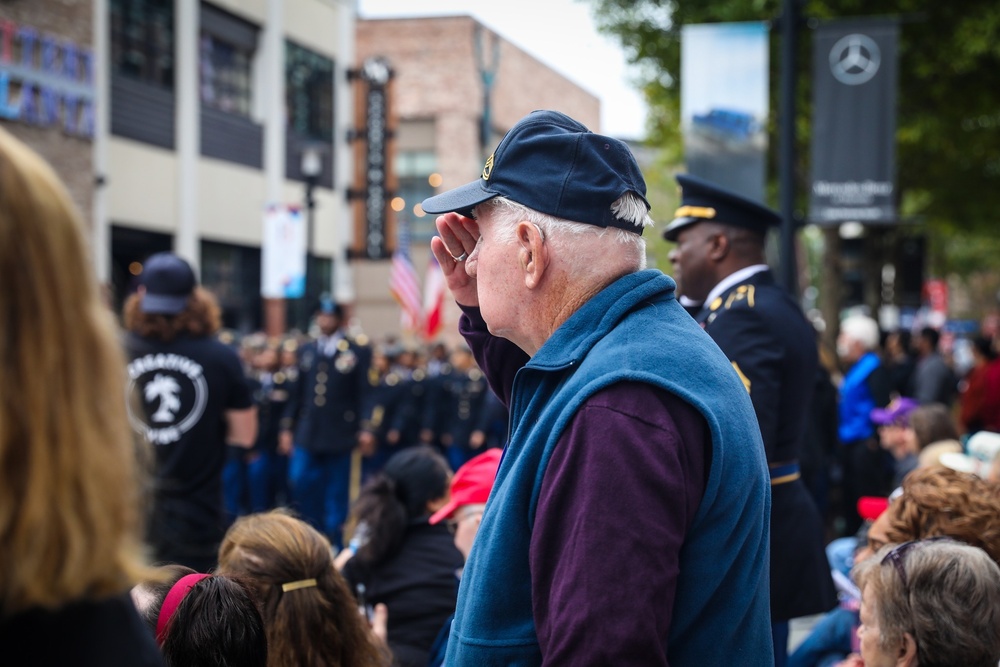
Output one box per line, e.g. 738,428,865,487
4,118,1000,667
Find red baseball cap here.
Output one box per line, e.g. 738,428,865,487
429,448,502,525
857,496,889,521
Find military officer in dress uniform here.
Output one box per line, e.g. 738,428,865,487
439,344,494,471
384,344,431,449
359,343,435,489
279,297,371,548
246,336,296,512
665,174,836,667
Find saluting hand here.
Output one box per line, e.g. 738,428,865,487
431,212,479,308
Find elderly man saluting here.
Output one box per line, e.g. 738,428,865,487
422,110,773,666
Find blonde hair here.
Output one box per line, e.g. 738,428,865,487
0,128,148,615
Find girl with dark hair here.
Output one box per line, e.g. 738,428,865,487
341,446,463,667
155,574,267,667
131,564,198,634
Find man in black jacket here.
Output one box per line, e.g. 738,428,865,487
666,174,837,666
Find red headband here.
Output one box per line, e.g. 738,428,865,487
156,573,211,645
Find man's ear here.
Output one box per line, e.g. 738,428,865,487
896,632,918,667
707,229,730,262
516,221,547,289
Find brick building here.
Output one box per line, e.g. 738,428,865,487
2,0,357,334
353,15,600,339
0,0,95,225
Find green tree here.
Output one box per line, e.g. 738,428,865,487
587,0,1000,288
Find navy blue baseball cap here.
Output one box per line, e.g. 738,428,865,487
139,252,196,314
662,173,781,242
421,110,650,234
316,292,344,318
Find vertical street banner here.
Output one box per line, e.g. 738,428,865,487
360,56,392,260
681,22,769,202
810,19,899,224
261,205,306,298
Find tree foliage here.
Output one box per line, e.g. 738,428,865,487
587,0,1000,275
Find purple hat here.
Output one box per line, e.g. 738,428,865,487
870,397,920,426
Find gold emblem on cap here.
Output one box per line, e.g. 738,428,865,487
674,205,717,219
710,297,723,311
482,153,494,180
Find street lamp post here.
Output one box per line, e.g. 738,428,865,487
301,145,323,315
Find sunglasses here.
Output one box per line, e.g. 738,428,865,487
446,507,484,534
881,536,955,589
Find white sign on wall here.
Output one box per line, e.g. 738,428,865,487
261,204,306,298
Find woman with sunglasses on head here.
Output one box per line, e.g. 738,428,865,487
840,539,1000,667
793,466,1000,667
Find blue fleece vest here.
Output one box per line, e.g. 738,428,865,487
838,352,882,443
445,270,773,666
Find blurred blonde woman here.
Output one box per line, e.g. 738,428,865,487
217,510,389,667
0,128,162,664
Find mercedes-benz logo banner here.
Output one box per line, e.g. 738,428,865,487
809,19,899,224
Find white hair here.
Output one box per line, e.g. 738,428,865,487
477,195,650,271
840,314,880,351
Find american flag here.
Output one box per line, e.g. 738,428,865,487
423,252,446,340
389,220,423,331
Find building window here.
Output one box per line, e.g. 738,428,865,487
396,150,439,241
200,35,251,116
199,4,258,117
201,240,262,334
285,41,333,142
110,0,174,88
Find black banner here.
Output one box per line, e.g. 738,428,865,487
809,20,898,224
361,57,391,259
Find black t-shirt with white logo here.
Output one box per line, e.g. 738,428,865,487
125,333,252,560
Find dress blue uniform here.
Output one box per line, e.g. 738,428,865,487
359,362,428,479
439,366,493,471
422,362,453,450
282,333,370,546
666,174,836,663
695,269,837,621
359,361,400,479
386,367,430,448
247,362,294,511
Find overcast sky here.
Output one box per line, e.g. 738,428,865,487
356,0,649,140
